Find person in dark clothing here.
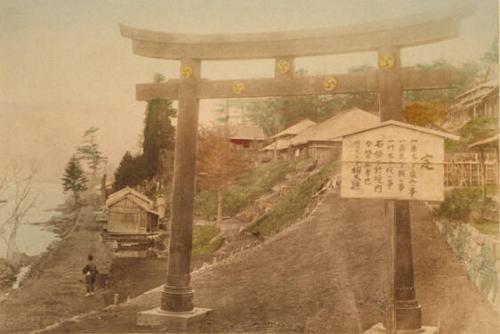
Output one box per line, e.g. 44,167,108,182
82,254,98,296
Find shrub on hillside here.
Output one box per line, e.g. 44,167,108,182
435,188,482,221
246,161,338,237
192,225,224,256
194,160,298,219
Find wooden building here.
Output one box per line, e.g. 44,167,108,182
445,79,498,131
103,187,160,257
288,108,379,164
261,119,317,160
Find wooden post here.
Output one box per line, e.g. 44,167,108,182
378,46,422,332
378,46,403,122
384,200,396,334
161,58,201,312
479,149,486,200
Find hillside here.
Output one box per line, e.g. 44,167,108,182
44,191,499,333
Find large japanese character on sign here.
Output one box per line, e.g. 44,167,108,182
341,121,459,201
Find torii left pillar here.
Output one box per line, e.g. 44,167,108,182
137,59,211,328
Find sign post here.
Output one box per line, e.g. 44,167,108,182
341,122,459,333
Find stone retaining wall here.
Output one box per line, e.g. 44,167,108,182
435,219,500,313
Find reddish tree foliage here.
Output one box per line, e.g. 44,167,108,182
196,129,250,223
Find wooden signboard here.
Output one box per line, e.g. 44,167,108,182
341,121,459,201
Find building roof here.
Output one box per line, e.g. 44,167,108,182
261,138,292,151
450,79,499,111
468,134,499,149
289,108,380,146
106,187,157,215
340,120,460,140
271,119,317,139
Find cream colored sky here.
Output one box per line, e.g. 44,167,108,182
0,0,498,181
1,0,497,112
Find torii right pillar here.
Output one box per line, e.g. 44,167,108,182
378,46,425,333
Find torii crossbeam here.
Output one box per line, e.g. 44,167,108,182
121,4,471,332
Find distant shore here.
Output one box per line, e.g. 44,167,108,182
0,195,78,293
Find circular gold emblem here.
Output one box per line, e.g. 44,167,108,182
378,54,396,70
323,77,338,91
277,60,291,74
232,81,246,95
181,65,193,78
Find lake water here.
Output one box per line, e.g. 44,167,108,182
0,182,66,258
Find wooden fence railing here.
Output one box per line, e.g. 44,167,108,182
444,160,498,187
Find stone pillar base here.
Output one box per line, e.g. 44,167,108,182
137,307,211,330
363,323,438,334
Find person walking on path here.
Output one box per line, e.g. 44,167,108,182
82,254,98,296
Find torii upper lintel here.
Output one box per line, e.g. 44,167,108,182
120,4,472,60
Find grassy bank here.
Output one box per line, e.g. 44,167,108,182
192,225,224,256
246,161,338,237
194,159,311,219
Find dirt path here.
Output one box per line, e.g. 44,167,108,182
0,204,113,333
14,191,500,333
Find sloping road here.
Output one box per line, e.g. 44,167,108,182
0,205,113,333
37,191,500,333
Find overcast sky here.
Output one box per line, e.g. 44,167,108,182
1,0,498,114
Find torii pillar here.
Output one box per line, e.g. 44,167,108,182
377,46,422,332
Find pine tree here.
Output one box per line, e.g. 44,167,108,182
62,156,88,204
77,127,107,177
143,98,176,179
113,151,147,191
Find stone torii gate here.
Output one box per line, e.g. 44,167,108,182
121,5,471,331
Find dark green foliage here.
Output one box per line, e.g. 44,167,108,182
112,151,148,191
112,89,176,192
457,117,498,145
62,156,88,203
404,59,482,104
445,117,499,152
435,188,483,221
246,161,338,237
143,98,176,178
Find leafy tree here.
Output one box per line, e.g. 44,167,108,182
62,156,88,204
403,101,448,127
246,66,378,136
0,164,38,262
196,129,250,225
77,127,107,177
445,117,499,152
112,151,148,191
